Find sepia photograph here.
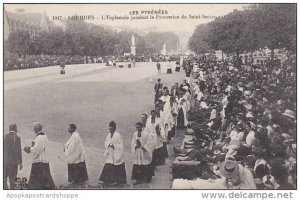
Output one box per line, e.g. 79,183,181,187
2,2,297,192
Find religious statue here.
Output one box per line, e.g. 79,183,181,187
131,35,136,47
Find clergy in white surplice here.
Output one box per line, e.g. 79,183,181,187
155,103,169,159
65,124,88,184
146,110,165,166
23,122,55,189
131,122,153,185
99,121,127,186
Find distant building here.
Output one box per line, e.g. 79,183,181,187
4,8,51,40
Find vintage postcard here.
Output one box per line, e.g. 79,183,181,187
2,3,297,195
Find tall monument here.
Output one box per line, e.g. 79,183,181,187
131,34,136,56
130,35,136,67
161,43,167,56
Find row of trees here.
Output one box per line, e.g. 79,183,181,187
188,4,296,60
6,20,179,58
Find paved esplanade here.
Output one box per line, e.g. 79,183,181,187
4,62,184,189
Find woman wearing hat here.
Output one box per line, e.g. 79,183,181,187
220,159,256,189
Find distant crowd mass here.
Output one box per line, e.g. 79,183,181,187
4,54,179,71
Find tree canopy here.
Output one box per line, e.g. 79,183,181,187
7,20,180,58
188,4,296,59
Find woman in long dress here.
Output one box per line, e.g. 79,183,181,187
99,121,127,186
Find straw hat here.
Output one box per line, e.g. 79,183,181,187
282,109,295,119
220,160,239,178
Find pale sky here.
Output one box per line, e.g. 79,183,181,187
5,4,247,33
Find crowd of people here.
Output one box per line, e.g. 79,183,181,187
4,53,296,190
171,55,296,189
4,54,180,71
4,55,86,71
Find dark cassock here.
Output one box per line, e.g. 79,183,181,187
65,131,88,184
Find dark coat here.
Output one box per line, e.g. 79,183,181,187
4,132,22,167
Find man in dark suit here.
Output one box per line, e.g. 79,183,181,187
4,124,22,189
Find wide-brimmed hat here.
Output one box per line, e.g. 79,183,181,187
282,109,295,119
220,160,239,178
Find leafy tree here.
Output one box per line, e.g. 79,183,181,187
254,4,296,59
188,24,212,54
189,4,296,61
206,9,254,59
7,30,31,58
144,32,179,54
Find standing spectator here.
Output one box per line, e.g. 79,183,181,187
156,61,161,75
4,124,22,189
99,121,127,186
64,124,88,185
60,60,65,74
131,122,153,185
23,122,55,189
